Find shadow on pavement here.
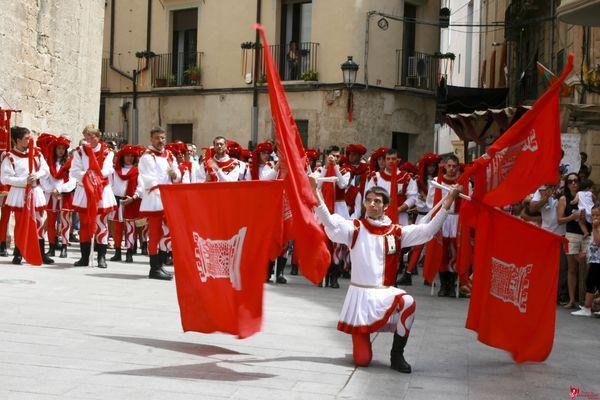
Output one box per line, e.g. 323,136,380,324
96,335,245,357
85,273,148,280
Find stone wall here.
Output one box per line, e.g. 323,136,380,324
0,0,105,139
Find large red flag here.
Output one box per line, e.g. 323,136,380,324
160,181,283,339
255,24,330,284
15,139,41,266
464,200,565,362
459,53,573,206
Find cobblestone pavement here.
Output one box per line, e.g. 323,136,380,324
0,249,598,400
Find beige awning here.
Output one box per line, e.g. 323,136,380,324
557,0,600,26
566,103,600,128
444,106,531,145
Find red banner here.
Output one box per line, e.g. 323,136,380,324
160,181,283,339
0,109,12,151
463,201,565,362
460,53,573,206
255,23,330,284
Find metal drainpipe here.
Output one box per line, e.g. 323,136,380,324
251,0,262,148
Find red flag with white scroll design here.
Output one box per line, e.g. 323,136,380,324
160,181,283,339
463,200,566,362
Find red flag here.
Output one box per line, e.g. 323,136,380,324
15,139,41,266
460,53,573,206
464,201,565,362
255,24,330,284
81,145,104,233
160,181,283,339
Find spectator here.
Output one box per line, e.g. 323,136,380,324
286,41,299,80
572,206,600,317
557,173,592,309
579,152,592,179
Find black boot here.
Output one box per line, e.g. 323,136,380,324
125,249,134,263
266,260,275,283
148,254,172,280
437,272,449,297
59,244,68,258
40,240,54,264
0,241,8,257
132,241,138,254
74,242,91,266
446,272,457,298
12,247,22,265
46,243,56,257
275,256,287,284
164,251,173,266
97,244,108,269
329,264,340,289
110,248,122,262
140,241,148,256
390,333,412,373
397,271,413,286
290,264,298,276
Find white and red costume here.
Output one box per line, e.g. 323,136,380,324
0,151,13,249
138,146,181,257
71,142,117,245
314,198,449,366
197,154,244,182
315,163,351,218
41,136,75,247
343,144,370,219
365,168,417,226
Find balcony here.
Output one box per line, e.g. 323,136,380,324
101,58,109,91
242,42,319,82
395,50,437,92
150,52,203,88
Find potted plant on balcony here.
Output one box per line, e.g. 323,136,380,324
155,74,168,87
184,66,201,85
300,70,318,81
167,74,177,86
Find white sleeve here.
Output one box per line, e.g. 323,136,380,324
315,167,326,189
216,164,241,182
170,159,181,183
196,163,208,183
335,166,350,190
138,154,158,189
401,208,448,248
34,155,49,180
136,175,144,198
260,164,278,180
364,176,374,193
351,192,362,219
313,204,354,246
1,157,27,187
69,150,85,183
426,182,436,210
403,178,418,208
101,152,114,178
531,190,542,202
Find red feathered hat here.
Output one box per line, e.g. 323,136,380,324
239,148,251,162
165,142,188,156
346,144,367,156
116,144,145,166
254,142,274,155
305,148,319,161
417,153,442,192
251,142,275,180
399,161,418,175
227,141,243,159
36,133,56,158
369,147,388,172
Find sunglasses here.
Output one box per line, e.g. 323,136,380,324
567,179,579,184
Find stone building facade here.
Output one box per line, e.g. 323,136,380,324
0,0,105,137
101,0,442,162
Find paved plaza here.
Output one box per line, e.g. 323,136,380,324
0,249,598,400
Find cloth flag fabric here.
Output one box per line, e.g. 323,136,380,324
15,139,41,266
81,145,104,233
255,23,330,284
462,200,565,362
459,53,573,206
160,181,283,339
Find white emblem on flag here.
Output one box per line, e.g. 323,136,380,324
489,257,532,313
193,227,247,290
486,129,539,191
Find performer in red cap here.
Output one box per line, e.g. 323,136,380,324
369,147,388,174
365,148,417,226
425,154,471,297
305,148,320,173
399,153,442,285
41,135,75,259
344,144,369,219
138,127,181,280
166,142,193,183
197,137,244,182
1,127,54,264
70,125,118,268
228,140,251,181
110,145,144,263
250,142,279,181
310,174,460,373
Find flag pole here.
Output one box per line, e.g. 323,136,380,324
429,180,472,201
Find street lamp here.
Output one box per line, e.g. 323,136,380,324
341,56,359,122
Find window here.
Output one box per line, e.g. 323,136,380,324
279,0,312,80
171,8,198,86
168,124,193,144
392,132,410,162
295,119,309,147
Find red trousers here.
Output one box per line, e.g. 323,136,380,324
0,203,10,242
79,213,110,245
147,214,166,256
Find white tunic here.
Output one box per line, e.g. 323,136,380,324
70,144,118,211
315,165,351,219
315,204,448,333
1,149,49,210
110,166,142,198
364,169,418,226
41,161,76,210
138,147,181,214
426,177,472,238
196,155,243,182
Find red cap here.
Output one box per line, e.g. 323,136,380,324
227,141,243,158
254,142,274,155
116,144,145,165
305,148,320,161
369,147,388,172
399,161,418,175
165,142,188,156
346,144,367,156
